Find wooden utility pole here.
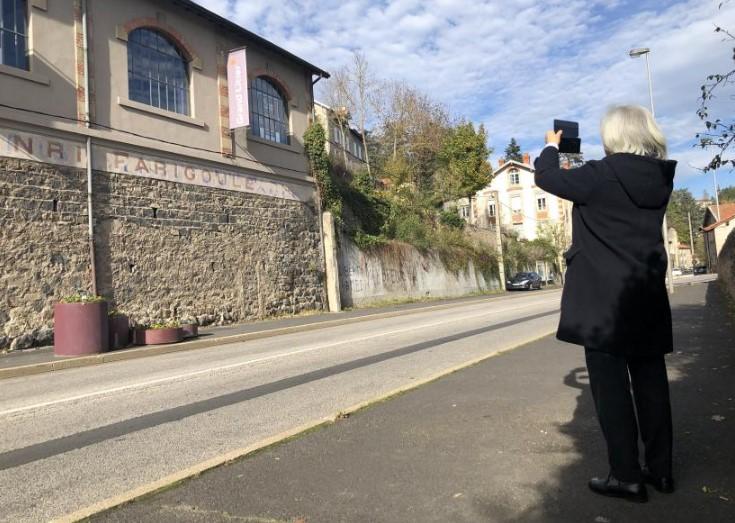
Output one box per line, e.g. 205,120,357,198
493,191,506,288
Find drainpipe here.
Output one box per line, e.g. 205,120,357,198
81,0,97,296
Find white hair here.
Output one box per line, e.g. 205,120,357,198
600,105,667,159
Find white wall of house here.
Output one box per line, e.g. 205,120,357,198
449,160,571,242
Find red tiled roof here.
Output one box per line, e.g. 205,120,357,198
703,202,735,232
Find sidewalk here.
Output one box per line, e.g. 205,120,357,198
0,290,533,379
95,281,734,522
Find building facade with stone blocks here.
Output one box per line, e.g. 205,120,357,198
0,0,331,351
313,102,366,173
446,154,573,243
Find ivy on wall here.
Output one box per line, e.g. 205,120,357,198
303,121,342,219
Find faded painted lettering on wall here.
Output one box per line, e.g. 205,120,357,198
0,127,313,202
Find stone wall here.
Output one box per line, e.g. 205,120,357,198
718,228,735,304
339,236,501,308
0,158,325,351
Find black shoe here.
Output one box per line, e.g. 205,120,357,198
642,467,675,493
588,475,648,503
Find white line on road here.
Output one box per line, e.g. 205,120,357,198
0,297,559,418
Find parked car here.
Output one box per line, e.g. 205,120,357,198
506,272,543,291
694,265,707,275
671,268,683,277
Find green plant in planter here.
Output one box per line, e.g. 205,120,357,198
61,294,107,304
148,320,181,330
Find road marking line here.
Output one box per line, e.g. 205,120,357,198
51,327,557,523
0,289,562,381
0,299,559,418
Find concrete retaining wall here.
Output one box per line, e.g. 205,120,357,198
338,236,501,308
718,229,735,304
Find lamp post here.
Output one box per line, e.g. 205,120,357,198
629,47,675,294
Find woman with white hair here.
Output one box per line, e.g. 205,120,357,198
535,105,676,503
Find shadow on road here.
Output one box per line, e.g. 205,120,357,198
473,283,735,522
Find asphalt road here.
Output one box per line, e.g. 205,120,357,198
0,288,562,522
96,281,735,523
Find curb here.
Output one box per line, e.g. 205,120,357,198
51,327,557,523
0,290,560,381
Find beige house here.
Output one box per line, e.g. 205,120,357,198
448,154,573,242
703,202,735,272
0,0,331,350
313,101,366,172
666,228,693,269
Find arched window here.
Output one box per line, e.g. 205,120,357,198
0,0,28,70
249,77,289,144
127,28,189,115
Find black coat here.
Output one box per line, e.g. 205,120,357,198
534,146,676,355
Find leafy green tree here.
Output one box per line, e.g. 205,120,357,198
504,138,523,162
668,189,703,239
667,189,706,262
719,185,735,202
436,123,493,203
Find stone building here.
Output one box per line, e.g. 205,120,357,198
0,0,331,350
313,101,366,173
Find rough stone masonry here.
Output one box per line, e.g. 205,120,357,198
0,157,326,351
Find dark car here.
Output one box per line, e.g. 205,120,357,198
506,272,543,291
694,265,707,275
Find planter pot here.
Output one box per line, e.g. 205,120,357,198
181,323,198,339
109,315,130,350
133,327,184,346
54,301,109,357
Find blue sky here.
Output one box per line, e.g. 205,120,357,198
198,0,735,198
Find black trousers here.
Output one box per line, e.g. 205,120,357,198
584,348,673,483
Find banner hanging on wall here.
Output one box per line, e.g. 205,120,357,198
227,48,250,129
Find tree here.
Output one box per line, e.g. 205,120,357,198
667,188,706,263
322,67,354,168
537,222,570,283
719,185,735,201
435,123,493,221
504,138,523,162
320,53,378,177
372,81,451,191
696,0,735,172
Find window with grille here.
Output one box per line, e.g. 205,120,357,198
250,76,289,144
509,169,520,185
537,196,547,211
0,0,28,70
128,28,190,115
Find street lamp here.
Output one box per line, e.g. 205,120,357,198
629,47,675,294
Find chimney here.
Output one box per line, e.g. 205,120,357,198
522,152,530,165
498,158,505,167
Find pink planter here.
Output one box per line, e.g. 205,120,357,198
181,323,198,338
133,327,184,346
54,301,109,357
109,315,130,350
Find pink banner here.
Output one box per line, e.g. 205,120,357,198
227,48,249,129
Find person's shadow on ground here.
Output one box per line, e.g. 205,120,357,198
474,283,734,522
